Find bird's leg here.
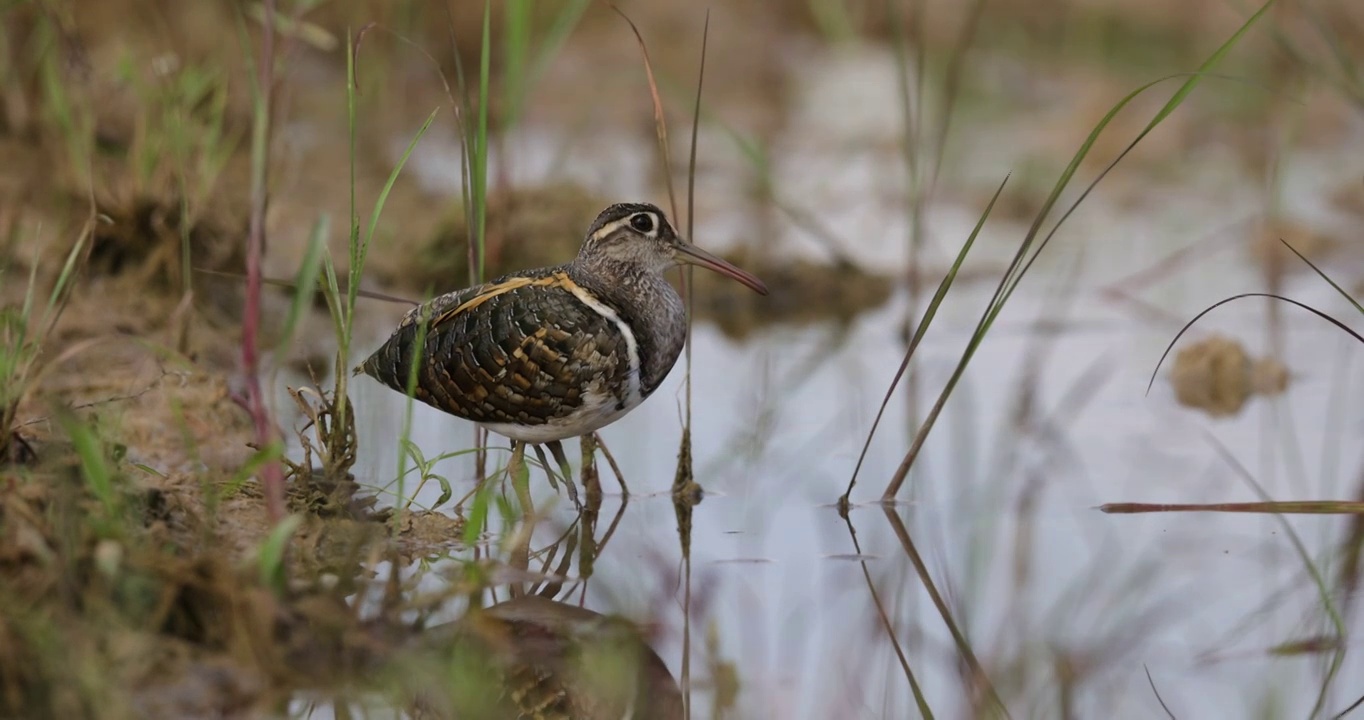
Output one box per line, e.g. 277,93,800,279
532,443,561,493
507,440,532,599
535,443,580,509
542,441,581,510
576,434,603,508
591,432,629,498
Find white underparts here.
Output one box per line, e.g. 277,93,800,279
484,383,625,442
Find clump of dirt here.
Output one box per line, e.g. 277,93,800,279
0,359,461,717
288,469,380,520
689,249,895,339
394,509,465,560
88,192,247,301
373,182,608,295
1169,334,1289,417
0,431,36,465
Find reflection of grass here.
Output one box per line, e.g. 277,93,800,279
1145,240,1364,716
838,1,1278,717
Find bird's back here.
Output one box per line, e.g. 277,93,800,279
356,267,642,442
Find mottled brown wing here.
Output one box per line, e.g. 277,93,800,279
357,271,631,428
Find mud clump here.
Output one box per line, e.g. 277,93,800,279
287,468,381,521
394,509,465,559
0,430,36,465
1169,335,1289,417
690,249,895,339
89,194,246,295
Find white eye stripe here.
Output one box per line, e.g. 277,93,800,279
589,213,661,242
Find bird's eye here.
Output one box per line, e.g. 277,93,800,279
629,213,655,234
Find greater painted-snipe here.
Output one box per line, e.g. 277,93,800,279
356,202,768,497
410,596,683,720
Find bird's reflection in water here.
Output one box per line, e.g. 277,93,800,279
409,595,682,720
407,446,685,720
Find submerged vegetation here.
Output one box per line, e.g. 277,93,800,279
1,0,1363,718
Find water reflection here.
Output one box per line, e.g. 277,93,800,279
275,35,1364,718
327,250,1364,718
406,594,684,720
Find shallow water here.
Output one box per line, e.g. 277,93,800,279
288,44,1364,720
327,245,1364,719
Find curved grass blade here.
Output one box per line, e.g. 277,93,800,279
610,4,678,220
1146,292,1364,395
1144,665,1179,719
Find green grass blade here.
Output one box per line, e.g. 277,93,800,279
1005,0,1276,303
1205,436,1345,716
41,228,88,329
463,480,495,546
473,0,492,281
43,229,85,310
527,0,592,93
58,410,115,514
502,0,532,127
220,441,285,499
276,214,329,361
395,305,432,523
354,106,439,320
20,243,40,331
842,174,1009,503
878,0,1278,503
347,27,360,284
320,248,346,343
256,514,302,595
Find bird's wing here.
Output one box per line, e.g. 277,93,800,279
356,270,633,427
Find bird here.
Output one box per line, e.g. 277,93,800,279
355,202,768,503
408,595,683,720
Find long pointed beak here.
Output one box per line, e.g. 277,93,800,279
674,242,769,295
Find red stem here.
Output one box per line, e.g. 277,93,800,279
243,0,284,523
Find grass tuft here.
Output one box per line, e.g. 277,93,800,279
1,220,91,463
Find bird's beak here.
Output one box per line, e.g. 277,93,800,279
673,242,769,295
